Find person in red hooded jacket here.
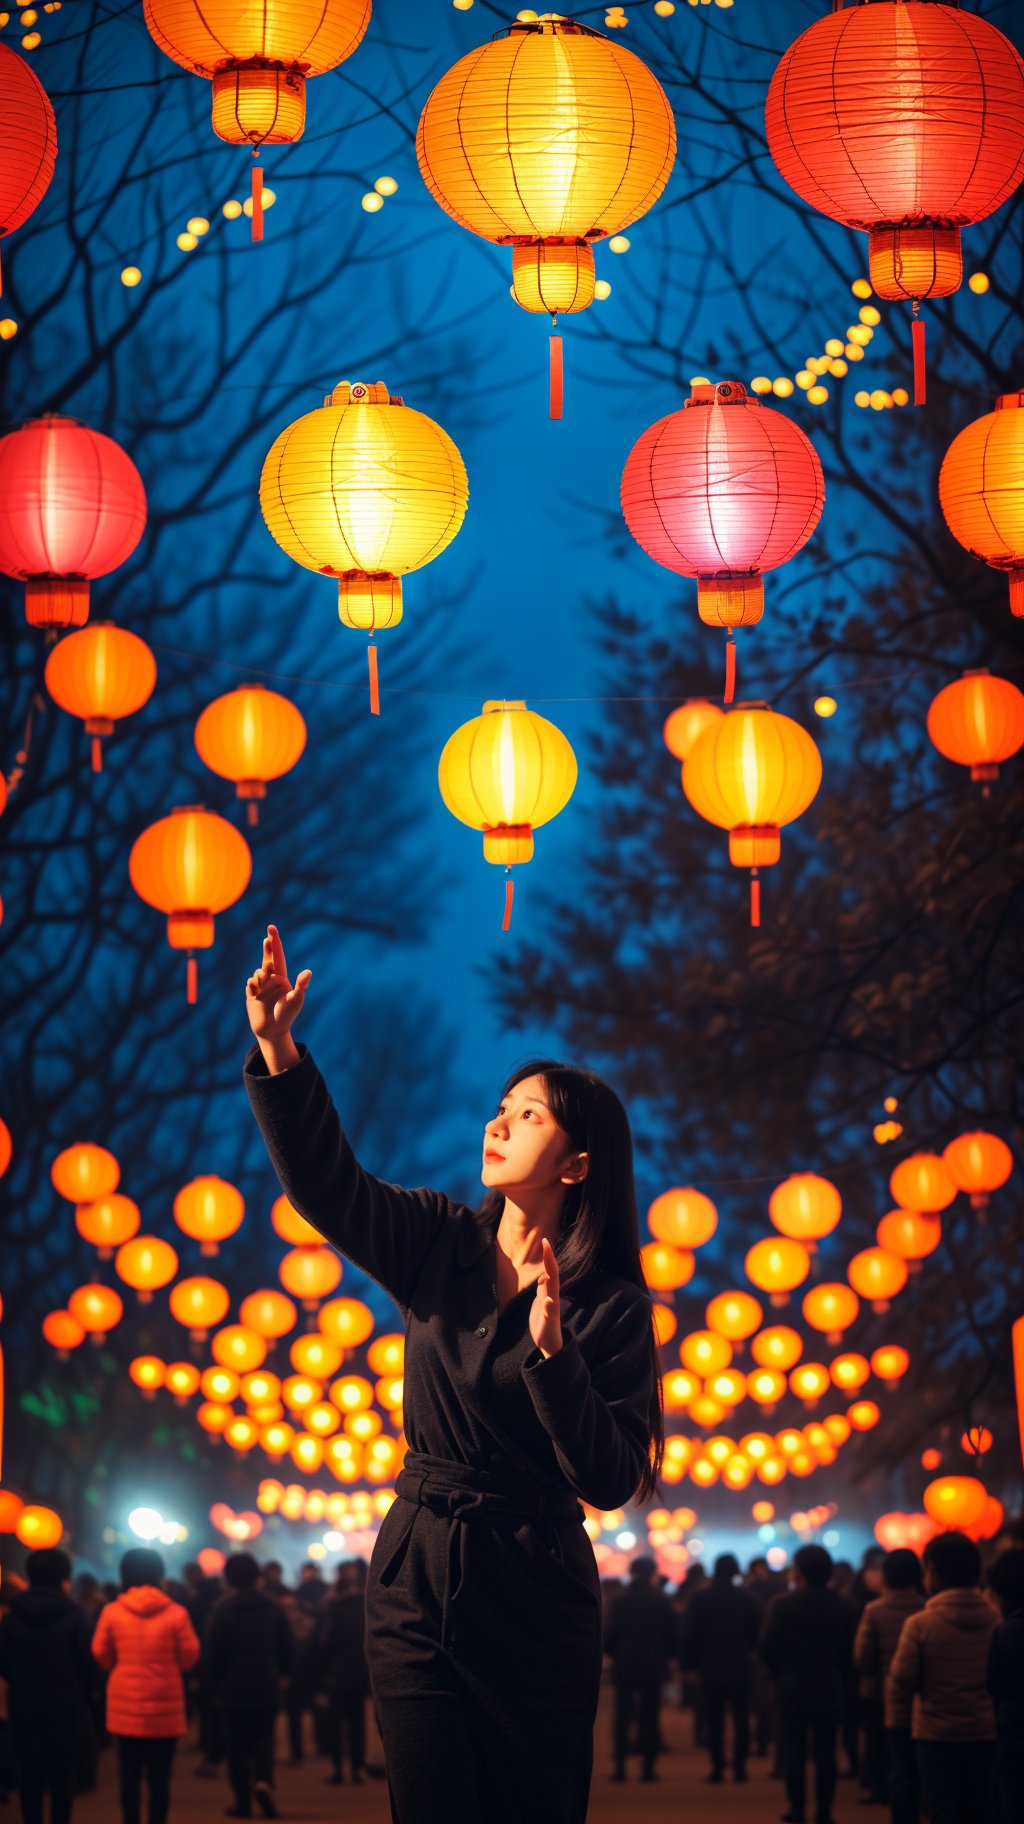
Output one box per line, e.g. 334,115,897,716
91,1548,200,1824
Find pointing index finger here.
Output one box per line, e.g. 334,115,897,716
268,923,287,979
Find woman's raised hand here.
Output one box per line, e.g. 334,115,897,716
246,924,312,1042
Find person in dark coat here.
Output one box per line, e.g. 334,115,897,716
854,1548,924,1822
681,1551,760,1783
760,1543,857,1824
602,1557,677,1783
745,1558,783,1763
987,1548,1024,1824
0,1548,95,1824
244,923,661,1824
204,1553,293,1820
314,1564,371,1785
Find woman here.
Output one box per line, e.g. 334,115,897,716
91,1548,200,1824
244,923,663,1824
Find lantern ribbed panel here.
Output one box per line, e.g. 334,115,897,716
438,701,577,834
765,2,1024,233
129,806,252,915
682,705,822,833
927,672,1024,770
511,241,595,315
939,395,1024,578
621,386,824,583
416,20,676,244
44,624,157,723
195,685,307,786
0,417,146,586
260,394,468,580
142,0,370,80
211,65,306,146
0,42,57,239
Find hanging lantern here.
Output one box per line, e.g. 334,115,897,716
44,623,157,773
824,1414,852,1447
939,396,1024,615
705,1291,763,1344
663,700,724,763
1014,1315,1024,1469
789,1362,830,1408
647,1187,718,1249
0,1490,24,1533
876,1208,942,1269
211,1324,267,1373
51,1141,120,1203
261,380,468,714
679,1331,733,1377
0,417,147,631
438,698,577,929
942,1131,1013,1213
197,1401,232,1437
366,1333,404,1376
67,1282,123,1342
318,1297,374,1350
129,804,252,1006
829,1352,870,1394
768,1173,842,1251
15,1506,63,1549
889,1152,956,1214
923,1474,988,1530
41,1310,86,1359
194,683,307,826
871,1344,910,1387
622,382,824,699
143,0,370,238
927,669,1024,789
114,1235,179,1303
744,1237,811,1307
201,1367,239,1403
961,1426,993,1458
75,1193,141,1259
750,1326,803,1371
847,1399,881,1433
682,702,822,925
766,2,1024,403
801,1283,860,1346
278,1245,343,1310
271,1195,323,1247
173,1176,245,1255
239,1289,298,1340
416,16,675,417
290,1335,343,1378
746,1368,788,1412
165,1362,201,1404
847,1246,908,1313
640,1242,695,1293
169,1276,230,1343
0,42,57,294
129,1356,166,1399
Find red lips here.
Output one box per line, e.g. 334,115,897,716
484,1150,505,1162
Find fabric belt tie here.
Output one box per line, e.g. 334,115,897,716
393,1450,584,1652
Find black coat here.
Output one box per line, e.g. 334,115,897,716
681,1579,761,1685
987,1612,1024,1748
602,1581,677,1686
244,1038,657,1824
759,1586,857,1714
204,1588,293,1708
314,1592,370,1695
0,1588,95,1718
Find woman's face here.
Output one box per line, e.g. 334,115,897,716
481,1073,587,1197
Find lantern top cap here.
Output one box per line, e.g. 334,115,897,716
961,668,992,679
170,804,207,814
505,16,600,40
686,381,747,407
726,699,771,712
995,393,1024,411
481,699,527,714
326,381,404,408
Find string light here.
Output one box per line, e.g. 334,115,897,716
968,272,989,294
222,200,243,220
186,217,210,237
814,696,837,718
177,232,198,252
374,176,398,197
594,279,612,300
361,193,383,213
609,235,631,253
120,268,141,288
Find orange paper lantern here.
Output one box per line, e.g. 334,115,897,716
270,1195,323,1248
51,1142,120,1204
750,1326,803,1372
663,701,725,763
239,1290,298,1340
876,1208,942,1267
769,1173,842,1249
801,1283,860,1345
641,1242,696,1293
829,1353,870,1394
847,1247,908,1313
67,1282,123,1340
129,1355,166,1398
789,1363,830,1408
0,1489,25,1532
744,1237,811,1307
705,1291,763,1343
871,1345,910,1387
42,1310,86,1358
129,804,252,1005
939,397,1024,616
211,1325,267,1373
194,683,307,826
278,1246,343,1310
927,670,1024,785
114,1235,179,1302
169,1276,230,1342
647,1187,718,1249
317,1298,374,1350
43,623,157,773
923,1474,988,1530
888,1154,956,1216
75,1193,141,1259
173,1176,245,1255
16,1505,63,1549
942,1131,1013,1212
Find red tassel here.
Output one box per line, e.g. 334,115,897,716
251,161,264,243
724,635,736,705
246,801,259,826
91,735,103,773
502,877,514,931
549,335,563,420
750,872,761,928
912,315,926,406
187,956,198,1004
367,642,380,716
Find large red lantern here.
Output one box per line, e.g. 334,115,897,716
0,417,147,630
766,2,1024,402
0,43,57,294
621,381,824,700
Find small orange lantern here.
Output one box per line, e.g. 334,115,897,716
200,1367,239,1402
889,1152,957,1215
129,804,252,1005
641,1242,696,1293
927,670,1024,787
741,1435,775,1465
789,1363,830,1409
129,1355,166,1398
290,1336,343,1379
114,1235,179,1303
239,1290,298,1340
769,1173,842,1250
921,1447,943,1472
317,1297,374,1350
923,1475,988,1530
195,683,307,826
664,700,725,763
270,1195,322,1247
211,1324,267,1373
751,1499,775,1523
747,1368,787,1411
705,1291,763,1343
830,1353,870,1394
197,1401,232,1437
744,1237,811,1307
43,622,157,773
647,1187,718,1249
751,1326,803,1371
939,397,1024,615
942,1132,1013,1213
15,1505,63,1549
823,1414,851,1447
847,1247,908,1313
42,1310,86,1358
847,1400,881,1433
75,1193,141,1259
165,1362,201,1404
67,1282,123,1341
680,1331,733,1378
169,1276,230,1342
278,1246,343,1310
282,1374,322,1412
801,1283,860,1346
225,1416,259,1453
173,1176,245,1255
757,1456,786,1487
876,1209,942,1269
366,1333,405,1376
871,1345,910,1387
51,1141,119,1204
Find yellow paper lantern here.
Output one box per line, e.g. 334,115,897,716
173,1175,244,1255
801,1282,860,1345
705,1290,763,1343
647,1187,718,1249
744,1236,811,1307
768,1172,842,1249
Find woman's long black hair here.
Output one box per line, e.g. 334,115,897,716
479,1057,665,1503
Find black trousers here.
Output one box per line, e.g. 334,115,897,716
887,1727,919,1824
861,1697,887,1798
612,1678,662,1770
12,1708,77,1824
704,1680,751,1775
376,1690,593,1824
917,1740,995,1824
783,1707,839,1824
327,1690,367,1775
113,1737,176,1824
224,1706,276,1808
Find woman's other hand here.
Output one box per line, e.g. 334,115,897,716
528,1237,563,1359
246,924,312,1043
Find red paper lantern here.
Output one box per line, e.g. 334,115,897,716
0,43,57,294
621,381,823,700
0,417,147,629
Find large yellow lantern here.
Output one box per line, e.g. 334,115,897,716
438,698,577,928
260,380,468,713
416,16,676,415
682,702,822,925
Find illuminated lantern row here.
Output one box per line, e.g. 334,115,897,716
44,625,157,773
766,0,1024,401
260,381,467,714
940,394,1024,617
682,702,822,926
769,1173,841,1251
928,670,1024,790
438,699,577,929
143,0,370,238
195,684,307,825
129,804,252,1005
416,15,675,416
0,42,57,293
621,381,824,700
0,417,147,631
